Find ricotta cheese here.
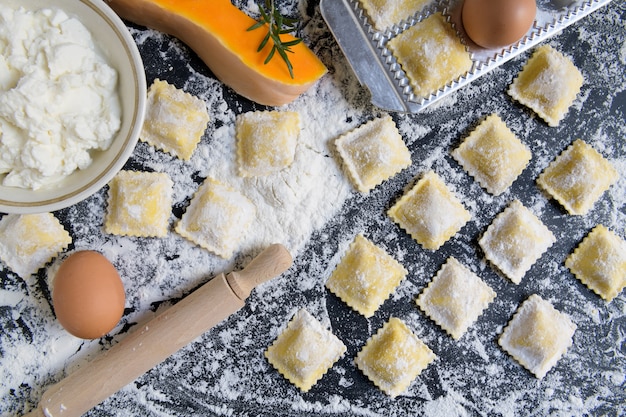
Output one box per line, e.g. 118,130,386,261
0,6,121,190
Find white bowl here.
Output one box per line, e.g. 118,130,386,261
0,0,146,214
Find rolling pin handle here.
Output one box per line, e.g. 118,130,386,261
226,243,292,300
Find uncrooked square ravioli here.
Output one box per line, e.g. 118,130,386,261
335,115,411,194
326,234,408,318
417,257,496,339
566,225,626,302
265,309,346,392
141,79,209,160
452,113,531,196
479,200,555,284
387,13,472,100
236,110,301,177
498,294,576,379
508,45,583,127
0,213,71,279
360,0,433,31
175,178,255,259
355,317,436,397
537,139,618,216
105,170,173,238
388,171,471,250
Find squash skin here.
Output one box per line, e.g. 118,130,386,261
106,0,327,106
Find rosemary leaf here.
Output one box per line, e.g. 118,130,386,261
258,31,271,52
247,21,265,31
247,0,302,79
264,46,277,65
282,39,302,48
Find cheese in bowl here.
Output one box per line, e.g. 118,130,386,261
0,6,121,190
0,0,146,214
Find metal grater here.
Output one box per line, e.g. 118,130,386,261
320,0,614,113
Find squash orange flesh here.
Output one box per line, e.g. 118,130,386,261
107,0,327,105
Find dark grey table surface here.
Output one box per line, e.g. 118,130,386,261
2,1,625,416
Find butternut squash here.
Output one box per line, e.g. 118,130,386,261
107,0,327,106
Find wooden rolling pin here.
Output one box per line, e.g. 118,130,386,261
24,244,292,417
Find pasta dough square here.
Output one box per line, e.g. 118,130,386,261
175,178,256,259
537,139,618,215
335,115,411,194
566,225,626,302
355,317,436,397
499,294,576,379
388,13,472,99
452,114,531,196
236,110,301,177
416,257,496,339
0,213,71,279
508,45,583,127
479,200,555,284
141,79,210,160
326,234,408,318
105,170,173,238
360,0,433,31
265,309,346,392
388,171,471,250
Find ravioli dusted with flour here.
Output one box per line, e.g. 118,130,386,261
355,317,435,397
417,257,496,339
452,114,531,196
388,171,471,250
141,79,209,160
326,234,408,318
265,309,346,392
236,110,300,177
175,178,256,259
479,200,555,284
537,139,618,216
499,294,576,379
0,213,71,278
508,45,583,127
566,225,626,302
360,0,433,31
335,115,411,194
105,170,173,238
387,13,472,99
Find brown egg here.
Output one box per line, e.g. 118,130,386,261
52,251,125,339
462,0,537,49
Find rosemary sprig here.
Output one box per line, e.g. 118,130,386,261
247,0,303,78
